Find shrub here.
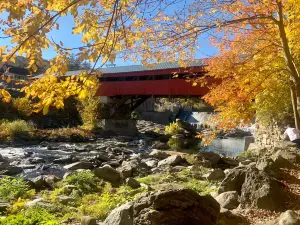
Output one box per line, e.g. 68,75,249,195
12,98,32,118
77,88,102,130
164,122,183,135
0,120,35,141
57,170,104,196
0,207,60,225
0,176,34,201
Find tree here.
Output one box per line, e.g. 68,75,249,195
0,0,299,126
67,54,91,71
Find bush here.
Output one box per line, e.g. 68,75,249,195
12,98,32,118
0,207,59,225
164,122,183,135
0,176,34,201
77,89,102,130
57,170,104,196
0,120,35,141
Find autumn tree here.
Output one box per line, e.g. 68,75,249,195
0,0,299,127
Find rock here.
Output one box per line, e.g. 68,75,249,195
104,188,220,225
157,155,183,167
103,202,133,225
219,157,239,168
25,198,43,208
215,191,239,210
196,152,221,167
53,156,74,164
217,208,247,225
152,141,170,150
142,159,158,168
63,161,94,170
218,166,247,194
94,165,122,187
239,160,252,166
118,162,133,178
121,158,150,177
28,157,45,164
30,175,48,190
126,178,141,189
240,168,286,210
0,199,10,213
203,169,225,181
149,150,170,160
58,196,76,204
279,210,300,225
0,165,22,175
273,150,300,164
81,216,97,225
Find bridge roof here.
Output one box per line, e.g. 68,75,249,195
33,59,206,79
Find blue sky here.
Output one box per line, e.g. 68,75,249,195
0,12,218,67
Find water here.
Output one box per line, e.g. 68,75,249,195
205,136,254,156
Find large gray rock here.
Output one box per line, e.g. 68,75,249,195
142,159,158,168
126,178,141,189
215,191,239,210
203,169,225,181
218,166,247,194
118,162,133,178
120,158,149,177
157,155,183,167
196,152,221,167
240,168,286,210
149,150,170,160
63,161,94,170
103,202,133,225
104,188,220,225
94,165,122,187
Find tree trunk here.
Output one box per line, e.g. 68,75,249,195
290,82,300,129
276,0,300,129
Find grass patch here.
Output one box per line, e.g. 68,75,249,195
0,120,35,141
137,168,218,194
0,207,60,225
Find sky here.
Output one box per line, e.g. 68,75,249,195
0,10,219,68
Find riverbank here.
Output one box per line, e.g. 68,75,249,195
0,120,300,224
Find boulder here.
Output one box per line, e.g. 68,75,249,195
218,166,247,194
103,202,133,225
273,150,300,164
63,161,94,170
279,210,300,225
126,178,141,189
149,150,170,160
104,188,220,225
215,191,239,210
94,165,122,187
81,216,97,225
203,169,225,181
240,168,286,210
143,159,158,168
120,158,149,177
157,155,183,167
118,162,133,178
196,152,221,167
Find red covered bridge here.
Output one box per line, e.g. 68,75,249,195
35,59,216,117
96,60,211,97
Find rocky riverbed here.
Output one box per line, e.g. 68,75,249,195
0,121,300,225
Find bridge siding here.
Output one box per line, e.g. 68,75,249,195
97,79,211,96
